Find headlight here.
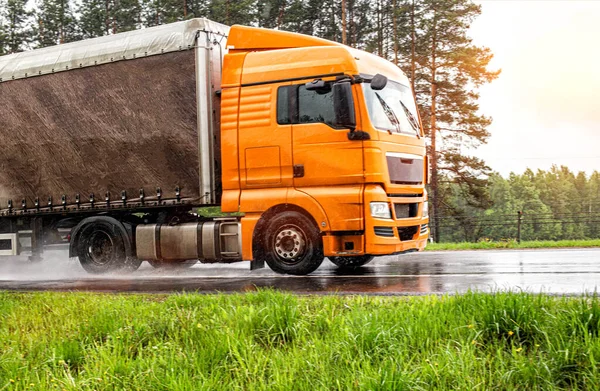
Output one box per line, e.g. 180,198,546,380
422,201,429,218
370,202,391,219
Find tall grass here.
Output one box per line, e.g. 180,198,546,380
1,291,600,389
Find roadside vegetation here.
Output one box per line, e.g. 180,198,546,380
427,239,600,251
2,290,600,390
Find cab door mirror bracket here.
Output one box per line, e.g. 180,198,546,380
333,81,370,141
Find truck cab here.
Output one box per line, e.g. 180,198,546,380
221,26,429,274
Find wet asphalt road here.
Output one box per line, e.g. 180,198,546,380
0,247,599,294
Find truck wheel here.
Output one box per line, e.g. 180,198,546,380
329,255,374,269
147,259,198,269
263,212,324,275
77,221,140,274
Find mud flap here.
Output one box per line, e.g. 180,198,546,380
250,258,265,270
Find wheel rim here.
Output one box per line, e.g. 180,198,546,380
273,225,306,265
87,230,115,266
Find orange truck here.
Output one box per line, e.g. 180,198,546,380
0,18,428,275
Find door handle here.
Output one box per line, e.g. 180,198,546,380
293,164,305,178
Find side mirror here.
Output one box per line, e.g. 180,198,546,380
333,82,356,129
370,74,388,90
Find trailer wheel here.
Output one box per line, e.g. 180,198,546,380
329,255,374,269
262,211,324,275
147,259,198,269
76,221,140,274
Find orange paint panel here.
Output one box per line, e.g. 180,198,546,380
227,25,341,51
221,52,246,87
296,185,363,231
239,188,289,213
220,87,241,191
237,83,293,189
322,234,365,256
245,146,281,186
220,189,240,213
241,47,358,86
241,213,261,260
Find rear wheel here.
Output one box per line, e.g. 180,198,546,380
148,259,198,269
262,211,324,275
76,221,141,274
329,255,374,269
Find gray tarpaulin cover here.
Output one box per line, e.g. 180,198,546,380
0,18,229,83
0,19,228,213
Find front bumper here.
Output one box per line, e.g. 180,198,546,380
364,184,429,255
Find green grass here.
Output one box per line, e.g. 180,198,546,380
426,239,600,251
2,291,600,389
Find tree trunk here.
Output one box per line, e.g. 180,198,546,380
392,0,398,64
349,0,355,47
276,0,286,29
410,0,416,93
430,7,440,242
105,0,110,35
377,0,383,56
341,0,347,45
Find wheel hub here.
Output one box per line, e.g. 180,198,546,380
87,230,114,265
275,227,305,260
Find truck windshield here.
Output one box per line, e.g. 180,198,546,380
363,79,421,137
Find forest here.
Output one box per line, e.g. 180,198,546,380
2,0,595,243
439,166,600,243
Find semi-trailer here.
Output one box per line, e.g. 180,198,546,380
0,18,429,275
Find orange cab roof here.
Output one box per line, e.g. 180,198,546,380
227,25,342,51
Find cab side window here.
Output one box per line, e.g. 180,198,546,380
276,86,291,125
276,84,337,128
298,85,335,127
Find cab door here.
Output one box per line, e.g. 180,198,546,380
237,82,294,190
290,81,364,188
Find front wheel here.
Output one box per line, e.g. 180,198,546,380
329,255,374,269
262,212,324,275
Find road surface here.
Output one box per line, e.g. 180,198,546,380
0,248,599,294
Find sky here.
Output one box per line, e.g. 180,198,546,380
468,0,600,176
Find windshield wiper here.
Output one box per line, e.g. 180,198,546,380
399,100,421,138
374,92,401,134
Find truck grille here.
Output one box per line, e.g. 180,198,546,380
394,203,419,219
374,226,395,237
386,154,424,185
398,226,419,241
420,224,428,234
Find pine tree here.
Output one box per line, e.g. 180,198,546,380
78,0,109,38
0,0,8,55
2,0,33,53
256,0,287,28
36,0,79,47
346,0,371,49
186,0,209,19
143,0,182,26
207,0,255,26
408,0,499,242
112,0,141,32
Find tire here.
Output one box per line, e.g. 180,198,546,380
76,221,141,274
261,211,324,275
329,255,374,269
147,259,198,269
